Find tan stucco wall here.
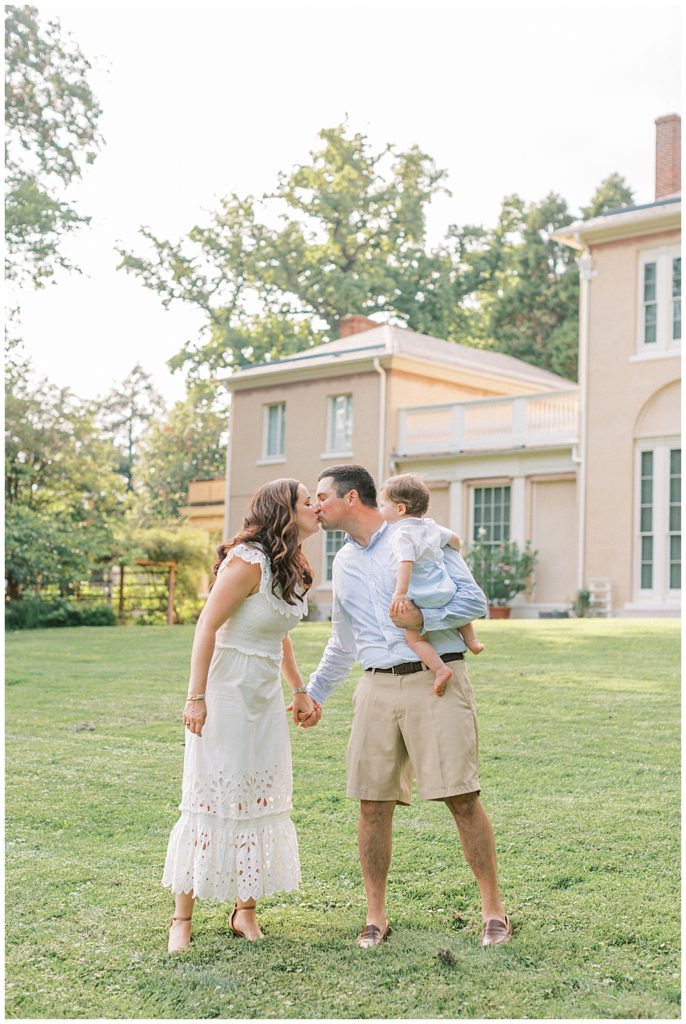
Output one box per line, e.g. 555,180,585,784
228,372,381,587
583,229,681,610
531,477,578,604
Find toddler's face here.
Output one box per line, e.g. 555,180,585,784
379,488,405,523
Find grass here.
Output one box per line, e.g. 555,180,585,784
5,618,680,1019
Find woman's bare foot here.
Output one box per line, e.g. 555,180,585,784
468,641,486,655
433,664,453,696
230,904,265,941
167,915,192,953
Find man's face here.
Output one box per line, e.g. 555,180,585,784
314,476,351,530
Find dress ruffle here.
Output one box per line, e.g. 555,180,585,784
162,810,301,902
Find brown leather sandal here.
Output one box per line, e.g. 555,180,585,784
480,914,513,947
167,915,192,953
356,921,391,948
229,902,265,940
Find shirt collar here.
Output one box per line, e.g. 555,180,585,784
345,519,388,550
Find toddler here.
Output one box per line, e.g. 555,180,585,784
379,473,485,696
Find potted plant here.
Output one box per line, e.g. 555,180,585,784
466,534,537,618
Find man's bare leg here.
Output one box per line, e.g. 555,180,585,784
444,792,506,922
358,799,395,929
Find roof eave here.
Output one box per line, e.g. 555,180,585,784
553,201,681,250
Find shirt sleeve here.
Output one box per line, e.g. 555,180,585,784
389,523,420,563
421,546,487,632
307,586,357,704
435,523,454,548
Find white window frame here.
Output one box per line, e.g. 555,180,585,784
470,482,512,548
259,402,286,464
633,437,681,606
321,394,353,459
635,245,682,358
321,529,347,586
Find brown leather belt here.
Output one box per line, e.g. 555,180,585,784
365,651,464,675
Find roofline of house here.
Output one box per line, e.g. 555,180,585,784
220,348,573,394
553,196,681,250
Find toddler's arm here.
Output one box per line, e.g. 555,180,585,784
390,560,414,615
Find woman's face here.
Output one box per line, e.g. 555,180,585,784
295,484,320,540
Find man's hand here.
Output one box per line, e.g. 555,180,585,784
287,692,322,728
389,598,424,630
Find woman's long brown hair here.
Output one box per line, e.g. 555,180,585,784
212,479,313,605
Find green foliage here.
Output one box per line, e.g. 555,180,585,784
5,596,116,630
118,122,464,384
467,538,537,606
5,620,680,1018
99,363,165,493
581,173,634,219
122,523,212,622
118,121,636,385
135,387,228,518
5,4,103,286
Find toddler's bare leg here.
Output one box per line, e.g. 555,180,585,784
459,621,485,655
404,628,453,696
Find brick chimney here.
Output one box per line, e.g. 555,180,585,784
339,314,379,338
655,113,681,200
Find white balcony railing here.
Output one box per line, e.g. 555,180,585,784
396,389,579,455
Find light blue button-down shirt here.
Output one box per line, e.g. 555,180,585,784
308,521,487,705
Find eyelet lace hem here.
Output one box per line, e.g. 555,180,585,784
162,810,301,902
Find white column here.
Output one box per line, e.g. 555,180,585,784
510,476,526,546
449,481,463,537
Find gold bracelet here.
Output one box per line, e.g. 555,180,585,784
292,686,308,695
186,694,206,701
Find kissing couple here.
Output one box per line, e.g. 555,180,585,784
163,464,512,952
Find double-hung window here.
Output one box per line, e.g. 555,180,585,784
637,246,682,355
324,530,347,582
635,440,681,601
326,394,353,455
262,402,285,461
472,484,511,547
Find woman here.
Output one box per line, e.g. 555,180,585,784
163,479,321,951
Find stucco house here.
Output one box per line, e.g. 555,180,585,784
185,114,680,618
553,112,680,615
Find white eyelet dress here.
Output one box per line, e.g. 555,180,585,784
162,543,306,902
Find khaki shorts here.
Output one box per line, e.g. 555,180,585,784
346,661,480,805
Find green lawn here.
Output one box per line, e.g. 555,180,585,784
6,618,680,1019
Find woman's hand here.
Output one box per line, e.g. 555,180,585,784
289,691,322,729
182,699,207,737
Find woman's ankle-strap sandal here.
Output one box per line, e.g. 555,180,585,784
167,915,192,953
229,901,265,940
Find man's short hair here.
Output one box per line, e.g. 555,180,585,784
318,464,377,508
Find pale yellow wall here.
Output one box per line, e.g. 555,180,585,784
180,478,226,538
228,372,381,588
426,482,449,527
531,477,578,604
583,229,681,609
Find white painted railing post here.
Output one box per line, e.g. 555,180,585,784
451,405,465,450
511,398,528,446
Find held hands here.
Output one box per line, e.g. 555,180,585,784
390,592,411,616
182,700,207,737
287,691,322,729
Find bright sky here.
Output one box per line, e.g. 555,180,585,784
12,0,682,405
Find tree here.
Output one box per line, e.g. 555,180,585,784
581,173,634,219
99,364,165,493
136,387,228,519
5,351,125,597
5,4,103,286
118,123,468,383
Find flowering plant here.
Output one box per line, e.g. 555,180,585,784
466,533,537,606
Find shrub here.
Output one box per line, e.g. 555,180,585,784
466,537,537,606
5,598,117,630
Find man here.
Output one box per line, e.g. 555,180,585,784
306,464,512,950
